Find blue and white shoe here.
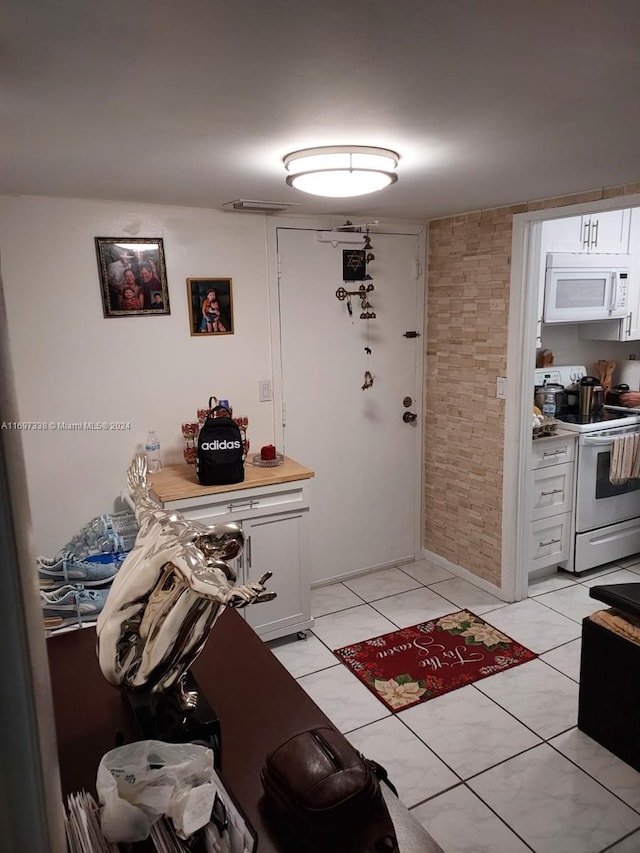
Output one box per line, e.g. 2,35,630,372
41,584,111,630
37,551,124,588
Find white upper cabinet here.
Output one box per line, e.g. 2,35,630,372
544,209,632,254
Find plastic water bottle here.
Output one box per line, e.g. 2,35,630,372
542,392,556,419
145,430,162,473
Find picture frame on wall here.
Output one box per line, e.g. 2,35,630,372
95,237,170,317
187,278,234,336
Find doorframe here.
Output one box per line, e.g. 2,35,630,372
505,192,640,601
265,216,427,567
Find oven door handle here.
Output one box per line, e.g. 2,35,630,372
583,435,626,445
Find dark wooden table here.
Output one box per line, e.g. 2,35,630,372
47,609,441,852
47,609,329,852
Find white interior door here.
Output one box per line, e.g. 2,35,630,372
276,226,424,584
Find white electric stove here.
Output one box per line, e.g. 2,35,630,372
534,364,640,433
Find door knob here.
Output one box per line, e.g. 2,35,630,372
403,411,417,423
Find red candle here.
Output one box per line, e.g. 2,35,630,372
261,444,277,461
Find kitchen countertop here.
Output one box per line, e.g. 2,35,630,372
532,428,577,443
149,456,314,503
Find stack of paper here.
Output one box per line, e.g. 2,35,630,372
149,818,190,852
65,791,118,853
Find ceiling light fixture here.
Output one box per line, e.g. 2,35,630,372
283,146,399,198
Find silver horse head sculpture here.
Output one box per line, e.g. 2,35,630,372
96,453,275,708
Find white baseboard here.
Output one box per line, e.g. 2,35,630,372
311,556,413,589
311,552,512,603
420,548,513,603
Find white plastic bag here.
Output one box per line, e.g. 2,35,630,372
96,740,215,843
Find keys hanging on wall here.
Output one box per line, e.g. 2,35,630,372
335,283,376,319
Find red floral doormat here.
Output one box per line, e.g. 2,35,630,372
333,610,537,712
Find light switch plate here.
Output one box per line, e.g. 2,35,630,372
496,377,506,399
259,379,272,402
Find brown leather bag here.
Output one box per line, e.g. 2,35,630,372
260,726,398,853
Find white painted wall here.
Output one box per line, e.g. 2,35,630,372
539,323,639,375
0,195,275,555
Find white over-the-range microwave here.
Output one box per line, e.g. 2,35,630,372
543,252,631,324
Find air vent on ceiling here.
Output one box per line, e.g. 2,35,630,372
222,199,301,213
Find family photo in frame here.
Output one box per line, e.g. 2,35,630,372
187,278,234,336
95,237,170,317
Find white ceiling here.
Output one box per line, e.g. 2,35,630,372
3,0,640,221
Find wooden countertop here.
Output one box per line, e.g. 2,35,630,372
149,457,314,503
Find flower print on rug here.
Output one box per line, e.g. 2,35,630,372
333,610,537,712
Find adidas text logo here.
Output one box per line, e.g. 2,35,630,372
201,440,242,450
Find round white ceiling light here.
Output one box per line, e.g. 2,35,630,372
283,145,399,198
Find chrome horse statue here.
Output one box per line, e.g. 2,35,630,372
96,453,275,710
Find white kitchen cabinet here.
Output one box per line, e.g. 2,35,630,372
147,460,314,642
543,209,632,254
529,433,577,572
243,511,308,639
577,309,640,342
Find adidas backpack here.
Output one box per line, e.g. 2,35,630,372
196,405,245,486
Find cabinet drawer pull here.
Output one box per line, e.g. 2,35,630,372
539,537,561,547
542,449,566,458
227,499,260,512
582,221,591,249
540,489,563,497
591,219,599,248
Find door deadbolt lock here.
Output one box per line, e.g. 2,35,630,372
403,396,413,408
403,411,418,423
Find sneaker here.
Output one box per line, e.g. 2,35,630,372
41,584,111,630
37,551,123,588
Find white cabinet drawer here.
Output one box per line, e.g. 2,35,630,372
169,484,308,524
531,436,576,469
531,462,574,521
530,513,571,569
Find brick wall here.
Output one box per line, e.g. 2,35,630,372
424,181,640,587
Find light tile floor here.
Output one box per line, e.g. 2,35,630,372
268,556,640,853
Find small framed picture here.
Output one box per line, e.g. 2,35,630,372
187,278,234,336
95,237,170,317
